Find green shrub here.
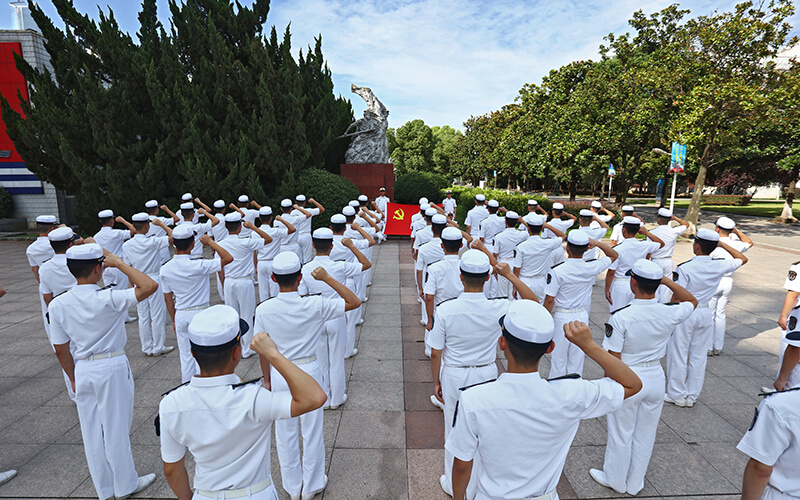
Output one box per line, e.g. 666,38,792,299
0,187,12,218
701,194,751,206
394,171,450,204
295,169,362,230
445,186,552,228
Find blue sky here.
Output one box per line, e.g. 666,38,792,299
4,0,799,130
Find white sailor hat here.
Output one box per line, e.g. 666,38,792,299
224,212,242,223
499,300,554,344
36,215,57,224
98,209,114,218
238,194,249,203
658,208,672,218
567,230,590,246
358,194,368,202
475,194,486,201
579,209,594,217
425,207,437,217
48,226,74,242
488,199,499,208
132,212,150,222
523,213,545,226
179,202,194,211
280,198,293,208
419,197,429,205
622,216,640,226
716,216,735,230
331,214,347,224
505,210,519,220
181,193,193,201
259,206,273,216
420,203,431,211
622,205,635,212
172,224,195,240
312,227,334,240
432,214,447,225
696,228,720,242
552,202,564,210
273,251,301,275
347,200,358,208
785,308,800,347
66,243,103,261
145,200,158,208
296,194,306,202
213,200,226,209
460,249,491,274
626,259,663,280
441,227,462,241
528,199,538,206
342,206,356,216
446,189,452,193
591,200,602,209
380,187,386,191
188,304,247,349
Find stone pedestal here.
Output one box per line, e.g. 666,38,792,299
340,163,394,201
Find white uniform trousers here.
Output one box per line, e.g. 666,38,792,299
102,267,128,291
315,316,348,407
441,363,497,500
495,260,515,299
257,260,278,303
344,278,358,356
550,309,589,378
271,363,326,498
666,306,712,402
75,355,138,500
602,364,665,495
709,276,733,351
651,257,674,303
223,278,256,357
519,275,546,303
192,484,279,500
175,309,202,383
609,277,634,312
43,297,76,400
298,233,313,264
216,274,225,301
137,275,167,355
778,340,800,388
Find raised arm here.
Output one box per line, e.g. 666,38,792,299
733,227,754,247
342,238,372,272
718,240,749,265
590,239,618,263
593,213,610,230
244,221,273,244
496,262,537,302
640,226,664,248
199,208,220,227
350,222,376,247
661,275,698,308
160,204,180,223
542,222,566,240
309,198,325,214
116,216,136,237
293,204,312,219
311,267,361,311
250,200,262,210
470,239,497,267
275,215,296,235
199,234,233,266
229,203,245,216
194,198,212,213
103,251,157,302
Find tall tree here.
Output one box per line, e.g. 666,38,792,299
387,119,435,174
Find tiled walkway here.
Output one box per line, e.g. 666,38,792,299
0,237,794,499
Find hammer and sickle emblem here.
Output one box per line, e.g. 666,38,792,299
393,208,405,220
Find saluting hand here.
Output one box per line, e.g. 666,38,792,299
103,252,124,269
311,266,330,282
495,262,511,277
242,220,256,230
564,321,595,350
250,331,280,360
199,234,212,245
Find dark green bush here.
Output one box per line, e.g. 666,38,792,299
296,169,361,230
0,187,13,218
446,186,552,228
394,171,449,204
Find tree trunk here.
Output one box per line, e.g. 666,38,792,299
776,165,800,223
569,178,577,201
684,160,709,236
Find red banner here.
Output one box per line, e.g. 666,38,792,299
383,202,420,236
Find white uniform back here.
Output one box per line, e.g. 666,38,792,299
27,236,54,268
291,207,320,235
545,257,613,310
673,255,742,304
494,227,527,261
423,255,463,306
238,208,260,236
298,256,362,299
465,206,489,238
577,226,608,260
147,216,176,263
413,226,433,250
256,226,288,261
123,234,170,276
605,299,695,364
649,223,687,259
478,214,504,244
710,236,751,277
513,236,563,277
543,218,575,239
275,214,302,247
210,213,228,243
39,254,76,300
416,237,445,275
94,226,131,256
608,238,661,277
160,255,222,309
217,234,264,278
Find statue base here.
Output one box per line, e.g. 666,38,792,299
340,164,394,201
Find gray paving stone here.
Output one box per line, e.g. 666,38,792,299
564,444,660,498
356,341,403,359
358,326,402,342
351,357,404,382
407,448,448,500
324,448,408,500
0,444,90,498
0,405,78,444
645,442,739,495
335,410,405,449
660,404,742,443
362,313,403,327
344,381,405,411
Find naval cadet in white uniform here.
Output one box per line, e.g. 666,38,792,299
93,209,134,296
464,194,489,242
648,208,689,303
445,301,642,500
253,206,296,303
27,214,58,284
609,205,636,244
514,213,566,301
772,264,800,392
590,259,697,495
144,200,179,265
423,227,473,332
416,214,450,329
232,194,260,237
159,305,327,500
543,202,576,268
605,216,663,313
292,195,325,264
493,211,528,299
50,243,158,500
443,189,457,219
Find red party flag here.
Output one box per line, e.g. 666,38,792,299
383,202,421,236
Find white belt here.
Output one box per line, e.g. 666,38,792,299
82,349,125,361
613,276,631,282
443,362,495,369
513,490,557,500
195,477,272,499
553,307,585,314
292,355,317,365
227,276,253,281
630,360,660,368
177,304,209,312
651,256,672,261
697,302,709,309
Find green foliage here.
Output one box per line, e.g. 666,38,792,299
387,120,462,176
431,125,462,175
394,171,449,204
0,187,13,218
444,186,552,227
700,194,751,206
295,169,361,229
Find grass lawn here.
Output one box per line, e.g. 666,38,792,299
642,199,800,219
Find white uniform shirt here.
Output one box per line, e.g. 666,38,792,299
217,234,265,278
330,235,369,263
238,208,260,237
254,292,345,360
415,237,444,275
423,255,463,305
784,262,800,303
673,255,743,304
609,222,625,244
513,236,564,277
736,389,800,497
39,254,76,298
275,214,302,246
93,226,131,256
291,207,321,235
604,298,695,365
160,255,222,309
494,227,528,261
442,197,457,215
542,218,575,239
148,216,176,263
545,257,613,310
465,206,490,237
649,223,687,259
376,196,390,213
710,236,751,277
577,226,608,260
257,226,288,261
176,220,215,258
123,234,170,276
589,214,613,229
49,285,137,358
410,218,427,239
27,236,54,268
428,293,510,366
210,214,228,243
298,256,362,298
159,374,293,491
608,238,661,276
479,214,505,244
445,372,624,499
413,226,434,250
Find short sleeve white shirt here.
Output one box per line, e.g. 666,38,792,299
257,226,288,261
784,262,800,294
291,207,320,234
608,238,661,275
330,235,369,263
710,236,752,277
674,255,743,304
38,254,76,298
649,223,687,259
27,236,54,267
478,214,505,243
376,196,390,213
545,257,612,310
298,256,362,299
442,198,457,214
217,234,265,278
413,226,433,250
423,255,463,305
415,238,445,272
238,208,260,237
577,226,609,260
160,255,222,309
123,234,170,276
494,227,528,261
465,206,490,237
275,214,302,246
542,218,575,239
94,226,131,256
513,236,563,277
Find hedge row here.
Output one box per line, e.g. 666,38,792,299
394,172,450,204
701,194,751,206
0,187,12,219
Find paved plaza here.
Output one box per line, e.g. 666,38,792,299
0,219,795,499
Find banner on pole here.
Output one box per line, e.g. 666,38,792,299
608,163,616,177
383,202,420,236
670,142,686,173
